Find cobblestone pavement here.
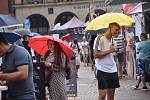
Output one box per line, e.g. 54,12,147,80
69,63,150,100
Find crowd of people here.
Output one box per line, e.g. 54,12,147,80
89,23,150,100
0,21,150,100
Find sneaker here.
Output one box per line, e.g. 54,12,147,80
134,85,139,90
141,86,148,90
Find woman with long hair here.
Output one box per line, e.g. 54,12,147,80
44,40,68,100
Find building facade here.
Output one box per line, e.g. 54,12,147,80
0,0,15,16
13,0,122,34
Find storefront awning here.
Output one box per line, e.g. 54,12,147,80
105,0,150,5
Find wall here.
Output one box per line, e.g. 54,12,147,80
0,0,9,14
15,1,122,29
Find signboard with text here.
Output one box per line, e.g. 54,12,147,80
33,63,45,100
65,59,77,97
23,19,30,29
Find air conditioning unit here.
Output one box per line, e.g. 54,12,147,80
27,0,43,4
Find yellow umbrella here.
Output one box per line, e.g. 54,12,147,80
85,13,134,31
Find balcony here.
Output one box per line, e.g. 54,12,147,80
13,0,105,8
14,0,86,5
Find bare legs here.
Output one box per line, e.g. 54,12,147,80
136,75,147,88
118,62,124,77
98,89,115,100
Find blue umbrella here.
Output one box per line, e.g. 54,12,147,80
27,32,41,37
0,32,21,43
0,14,19,27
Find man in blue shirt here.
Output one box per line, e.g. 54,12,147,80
0,34,35,100
135,33,150,90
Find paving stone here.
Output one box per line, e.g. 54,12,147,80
69,63,150,100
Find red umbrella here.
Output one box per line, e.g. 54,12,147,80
28,35,73,59
61,34,72,41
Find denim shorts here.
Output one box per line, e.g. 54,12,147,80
136,59,149,76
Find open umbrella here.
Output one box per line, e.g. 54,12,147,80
0,14,19,27
14,28,31,37
28,35,73,59
0,32,21,43
27,32,41,37
85,13,134,31
61,34,72,41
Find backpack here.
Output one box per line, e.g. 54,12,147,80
70,42,80,53
94,34,103,50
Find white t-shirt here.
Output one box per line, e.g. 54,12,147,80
69,42,81,57
94,36,117,73
81,41,89,54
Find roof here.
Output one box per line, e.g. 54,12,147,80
51,16,87,31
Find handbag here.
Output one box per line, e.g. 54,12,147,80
45,67,52,86
65,58,71,80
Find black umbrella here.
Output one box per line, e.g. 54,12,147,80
0,32,21,43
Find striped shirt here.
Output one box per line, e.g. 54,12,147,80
113,34,125,53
